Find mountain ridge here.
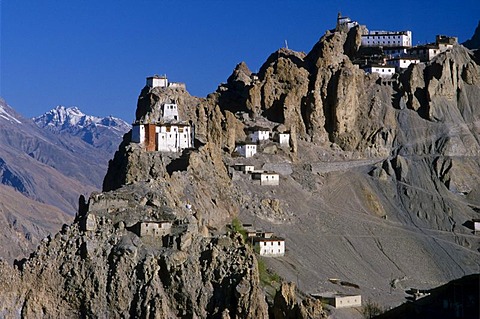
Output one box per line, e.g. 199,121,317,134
0,99,129,261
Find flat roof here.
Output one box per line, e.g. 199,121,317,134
387,57,420,61
247,126,271,131
408,44,439,50
236,142,257,146
312,293,361,298
366,30,411,35
254,236,284,242
252,171,278,174
147,74,167,79
363,64,395,69
384,46,410,50
139,220,172,224
157,122,190,127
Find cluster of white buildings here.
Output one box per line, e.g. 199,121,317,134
146,74,186,89
232,164,280,186
235,127,290,158
336,13,458,78
131,78,194,152
241,224,285,257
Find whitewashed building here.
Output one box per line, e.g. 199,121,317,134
146,75,169,88
361,30,412,48
251,172,279,186
384,47,409,58
274,132,290,146
132,122,192,152
133,221,172,237
436,35,458,50
362,65,396,78
233,164,255,173
132,123,157,151
236,143,257,158
162,103,179,121
157,123,193,152
254,237,285,257
336,12,359,32
407,45,441,62
387,57,420,71
473,219,480,233
132,123,146,143
131,97,194,153
407,36,457,62
146,75,186,89
168,82,186,89
248,127,270,143
317,294,362,309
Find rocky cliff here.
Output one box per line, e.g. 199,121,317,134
0,183,268,317
1,24,480,318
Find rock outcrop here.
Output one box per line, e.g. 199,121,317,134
0,181,269,318
271,283,326,319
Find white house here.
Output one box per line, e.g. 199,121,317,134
132,123,192,152
383,47,409,58
254,237,285,257
436,35,457,50
361,30,412,48
274,132,290,146
407,36,457,62
251,172,279,186
407,45,441,62
363,65,395,78
236,143,257,158
168,82,186,89
146,75,169,88
248,127,270,143
132,124,146,143
133,221,172,237
473,219,480,233
387,57,420,71
336,12,359,32
157,123,193,152
256,231,274,238
131,96,194,153
317,294,362,309
132,123,157,151
233,164,255,173
162,103,179,121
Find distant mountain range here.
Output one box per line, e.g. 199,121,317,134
33,105,130,154
463,20,480,50
0,98,130,261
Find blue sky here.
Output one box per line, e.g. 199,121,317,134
1,1,479,122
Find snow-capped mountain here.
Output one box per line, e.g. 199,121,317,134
33,106,130,153
0,100,130,261
34,106,129,131
0,97,22,124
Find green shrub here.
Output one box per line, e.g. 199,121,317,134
257,257,281,287
361,299,384,319
231,218,247,242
